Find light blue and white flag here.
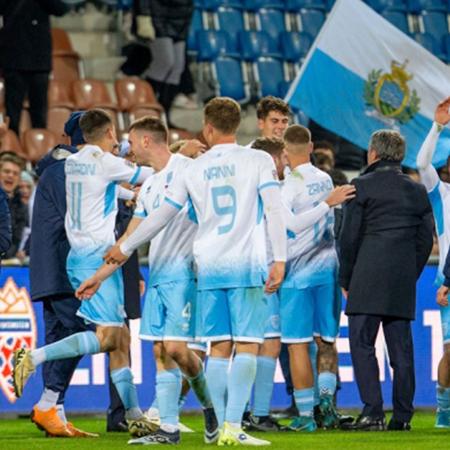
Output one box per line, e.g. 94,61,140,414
285,0,450,168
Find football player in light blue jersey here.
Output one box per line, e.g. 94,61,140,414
279,125,353,432
77,97,287,446
416,97,450,428
13,109,155,438
112,117,218,445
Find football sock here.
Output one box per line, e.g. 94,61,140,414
36,388,59,411
157,369,182,429
206,357,229,427
437,384,450,411
294,388,314,418
31,331,100,366
309,342,320,406
318,371,337,397
225,353,257,424
110,367,142,419
253,356,276,417
186,366,213,409
56,404,67,423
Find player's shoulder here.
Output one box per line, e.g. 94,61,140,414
242,146,274,165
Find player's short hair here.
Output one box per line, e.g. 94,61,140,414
79,109,113,143
204,97,241,135
251,137,285,156
284,124,311,146
169,140,188,153
0,153,25,171
129,116,168,144
256,96,290,120
369,129,405,162
313,140,335,155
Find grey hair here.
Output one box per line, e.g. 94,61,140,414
369,130,405,162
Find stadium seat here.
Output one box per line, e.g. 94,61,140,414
47,107,73,136
243,0,286,10
0,130,26,158
366,0,407,11
299,9,325,37
254,56,286,97
114,78,163,114
285,0,328,11
238,30,281,61
202,0,243,9
416,0,447,12
443,34,450,62
22,129,59,164
216,7,246,51
48,80,74,108
197,30,238,61
257,8,288,41
381,11,410,33
212,56,250,103
52,54,81,82
413,32,445,58
280,31,313,62
51,28,79,57
421,11,449,42
188,9,205,54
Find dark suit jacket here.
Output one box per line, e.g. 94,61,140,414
0,0,68,72
0,187,12,266
339,160,433,320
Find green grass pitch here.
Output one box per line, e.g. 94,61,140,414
0,411,448,449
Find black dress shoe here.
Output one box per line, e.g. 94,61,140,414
341,415,386,431
388,418,411,431
107,420,129,432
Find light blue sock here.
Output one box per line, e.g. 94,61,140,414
225,353,257,424
253,356,276,417
187,366,213,409
157,369,182,427
31,331,100,366
318,371,337,397
309,342,319,406
294,388,314,417
206,357,229,427
110,367,142,419
437,384,450,411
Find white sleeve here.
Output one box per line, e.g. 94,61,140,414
133,190,147,218
102,153,154,185
284,201,330,234
117,186,134,201
120,200,180,256
417,122,441,192
164,168,189,208
259,185,287,262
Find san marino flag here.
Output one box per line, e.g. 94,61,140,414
285,0,450,168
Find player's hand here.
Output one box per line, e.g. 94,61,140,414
325,185,356,207
437,285,449,307
76,277,102,300
265,261,285,294
341,287,348,300
103,245,129,265
139,280,146,297
435,97,450,126
136,15,155,40
179,139,206,159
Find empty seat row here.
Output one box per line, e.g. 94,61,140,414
194,0,335,11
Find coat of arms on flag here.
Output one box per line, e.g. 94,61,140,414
0,277,36,403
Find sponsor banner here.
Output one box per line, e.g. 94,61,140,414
0,265,444,412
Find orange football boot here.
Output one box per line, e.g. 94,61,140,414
67,422,99,438
31,405,74,437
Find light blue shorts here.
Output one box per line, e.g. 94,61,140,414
264,292,281,338
197,287,266,343
67,266,125,327
280,282,341,343
441,305,450,344
140,279,196,341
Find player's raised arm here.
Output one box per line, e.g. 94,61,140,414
417,97,450,191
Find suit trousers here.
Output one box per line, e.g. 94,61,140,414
349,314,415,422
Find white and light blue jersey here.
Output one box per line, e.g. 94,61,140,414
65,144,143,264
165,143,279,290
282,163,337,289
134,154,197,286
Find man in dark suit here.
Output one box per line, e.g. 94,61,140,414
0,0,68,133
339,130,433,431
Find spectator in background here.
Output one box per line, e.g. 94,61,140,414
0,185,12,269
19,170,36,222
313,141,336,169
0,0,68,134
135,0,194,128
0,155,28,259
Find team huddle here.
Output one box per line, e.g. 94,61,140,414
10,95,450,445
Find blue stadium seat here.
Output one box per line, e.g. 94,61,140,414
417,0,447,11
381,11,410,33
243,0,285,10
442,34,450,62
257,8,287,41
300,9,325,37
280,31,313,61
285,0,328,11
413,32,445,58
254,57,286,97
216,7,246,50
366,0,407,11
406,0,422,12
421,11,449,42
193,0,203,7
238,31,282,61
197,30,237,61
188,9,204,53
202,0,243,10
213,56,250,102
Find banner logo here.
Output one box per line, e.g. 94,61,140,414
0,277,36,403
